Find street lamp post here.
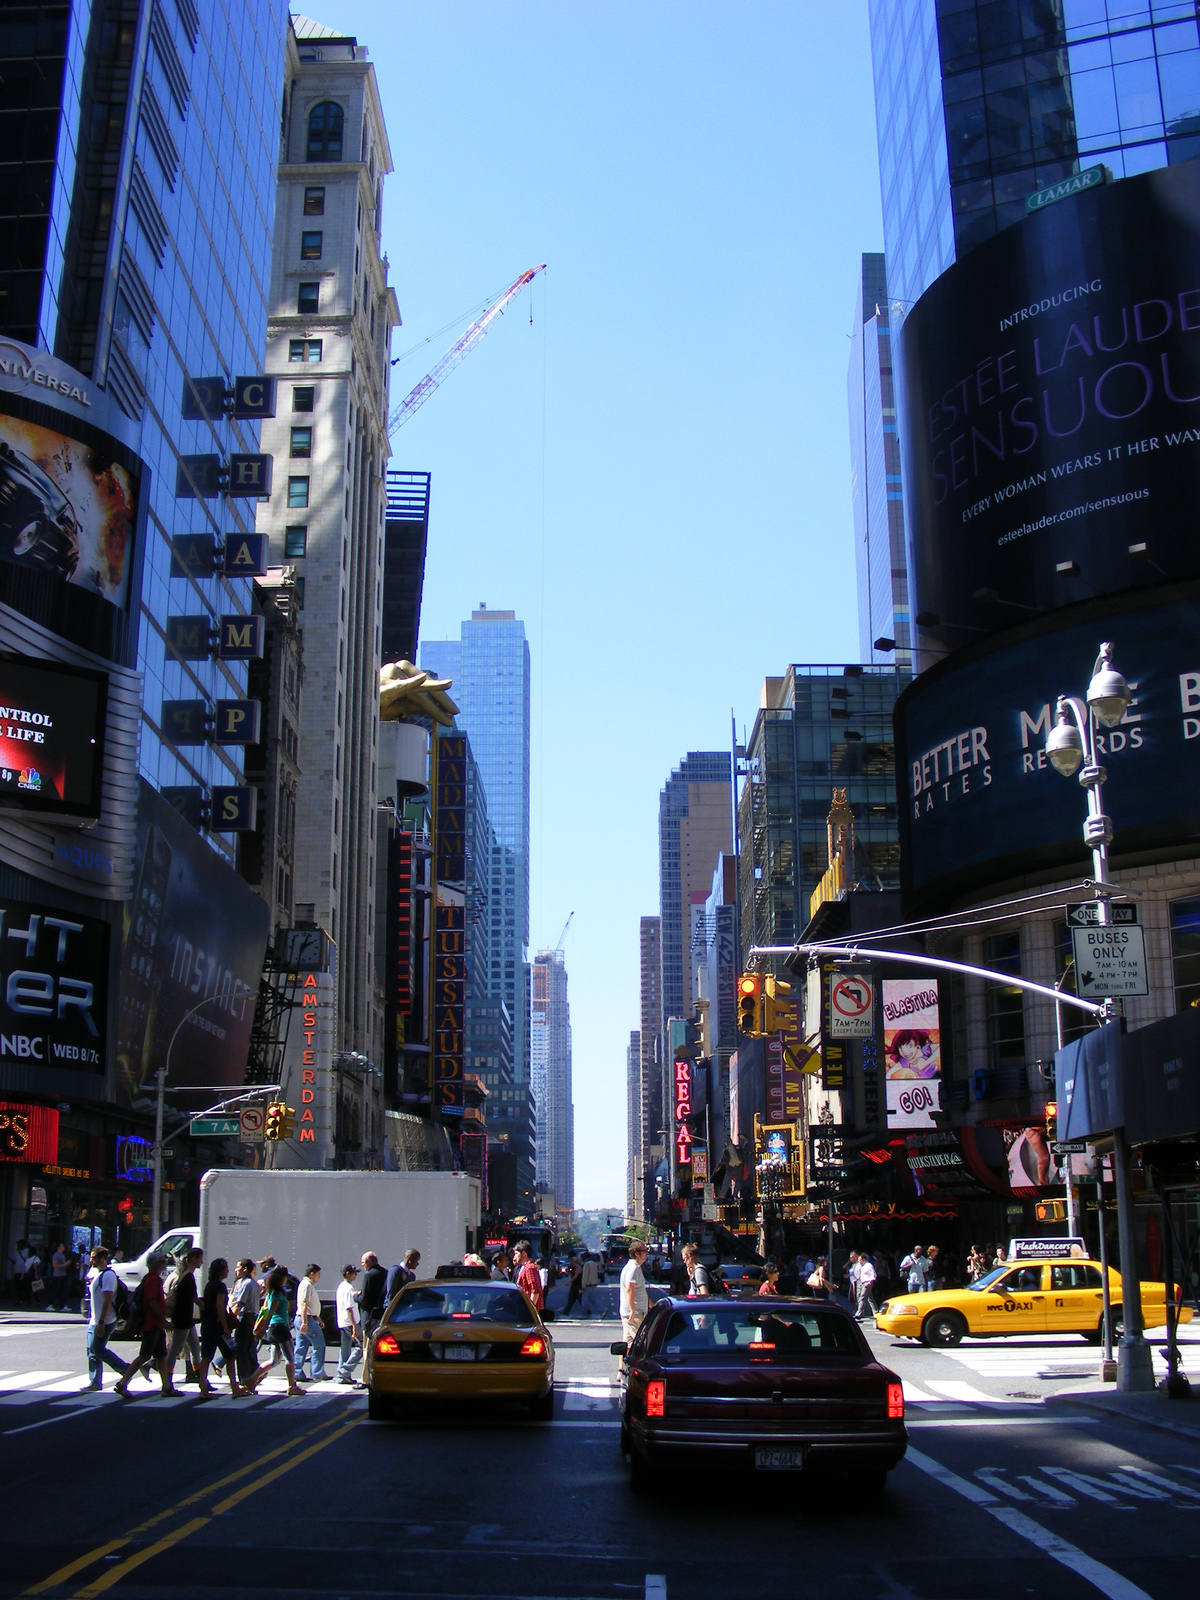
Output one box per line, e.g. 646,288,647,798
151,995,231,1240
1043,641,1154,1393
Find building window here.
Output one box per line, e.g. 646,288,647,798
984,931,1025,1080
287,476,310,508
284,525,308,558
307,101,344,161
288,339,322,363
292,385,314,412
303,185,325,215
1171,897,1200,1010
301,230,323,260
289,426,312,458
298,281,319,314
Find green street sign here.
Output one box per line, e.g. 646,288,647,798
1026,164,1109,214
189,1116,240,1137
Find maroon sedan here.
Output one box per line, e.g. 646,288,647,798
613,1296,906,1494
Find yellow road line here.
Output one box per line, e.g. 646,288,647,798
68,1518,211,1599
211,1418,360,1514
22,1412,356,1597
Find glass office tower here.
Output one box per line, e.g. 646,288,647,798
870,0,1200,311
0,0,289,863
848,253,911,669
423,607,532,1082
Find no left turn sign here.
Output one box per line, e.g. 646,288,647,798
829,973,874,1038
239,1105,265,1144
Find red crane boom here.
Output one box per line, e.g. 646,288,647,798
387,264,546,437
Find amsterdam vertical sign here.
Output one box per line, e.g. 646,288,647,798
434,733,466,1115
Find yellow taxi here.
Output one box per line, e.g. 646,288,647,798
365,1272,555,1421
875,1257,1193,1347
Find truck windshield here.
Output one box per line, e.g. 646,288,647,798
387,1284,534,1324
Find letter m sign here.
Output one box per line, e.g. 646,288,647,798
218,614,264,660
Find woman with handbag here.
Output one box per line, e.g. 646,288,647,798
244,1266,304,1396
806,1260,833,1300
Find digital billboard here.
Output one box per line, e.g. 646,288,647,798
0,652,107,818
0,399,140,610
882,977,941,1129
896,585,1200,913
115,781,270,1102
0,899,110,1075
898,162,1200,651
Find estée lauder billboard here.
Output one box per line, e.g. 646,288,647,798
898,162,1200,651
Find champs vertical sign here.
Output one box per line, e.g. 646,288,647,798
434,733,466,1115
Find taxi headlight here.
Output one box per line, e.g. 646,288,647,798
893,1304,919,1317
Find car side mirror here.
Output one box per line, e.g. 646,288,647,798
610,1341,628,1357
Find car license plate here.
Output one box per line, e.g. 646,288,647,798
444,1345,475,1361
755,1446,806,1471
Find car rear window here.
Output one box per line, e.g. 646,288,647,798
387,1285,533,1324
657,1306,863,1355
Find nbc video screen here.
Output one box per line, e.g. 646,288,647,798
0,653,107,819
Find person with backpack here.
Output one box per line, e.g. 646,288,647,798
85,1246,130,1390
682,1243,713,1297
114,1253,178,1396
164,1248,204,1385
900,1244,932,1294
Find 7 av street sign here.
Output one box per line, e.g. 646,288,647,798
189,1116,240,1137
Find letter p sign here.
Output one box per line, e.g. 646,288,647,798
213,699,261,745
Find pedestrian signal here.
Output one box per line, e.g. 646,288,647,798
738,974,763,1036
1034,1199,1067,1223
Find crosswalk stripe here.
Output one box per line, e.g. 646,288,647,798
901,1380,937,1402
925,1380,995,1402
0,1370,70,1390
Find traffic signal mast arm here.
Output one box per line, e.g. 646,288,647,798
752,943,1104,1015
387,265,546,437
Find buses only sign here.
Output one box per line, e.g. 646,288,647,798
1070,924,1149,998
828,972,875,1038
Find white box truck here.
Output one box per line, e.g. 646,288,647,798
115,1169,481,1308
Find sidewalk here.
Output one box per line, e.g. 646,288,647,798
1047,1380,1200,1443
0,1308,86,1325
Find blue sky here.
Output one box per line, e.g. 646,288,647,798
328,1,883,1207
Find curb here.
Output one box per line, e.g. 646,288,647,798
1047,1391,1200,1445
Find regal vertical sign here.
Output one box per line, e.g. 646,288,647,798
434,733,466,1115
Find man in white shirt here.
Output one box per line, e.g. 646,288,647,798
293,1263,327,1382
855,1256,879,1320
86,1246,130,1390
335,1264,362,1385
619,1243,650,1344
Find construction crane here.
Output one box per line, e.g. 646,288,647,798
553,912,574,956
387,264,546,437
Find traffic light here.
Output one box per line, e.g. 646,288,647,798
1035,1199,1067,1223
1045,1100,1057,1137
763,976,792,1034
737,974,763,1036
264,1101,295,1141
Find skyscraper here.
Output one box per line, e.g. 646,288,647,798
633,915,662,1223
257,17,400,1064
870,0,1200,312
658,752,732,1027
531,947,573,1215
625,1027,640,1219
848,253,911,670
423,607,531,1083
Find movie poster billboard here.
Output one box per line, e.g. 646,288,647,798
0,391,140,610
883,977,941,1129
115,782,270,1102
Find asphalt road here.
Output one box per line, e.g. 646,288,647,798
1,1305,1198,1600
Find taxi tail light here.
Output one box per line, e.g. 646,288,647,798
646,1379,666,1417
519,1335,546,1357
451,1312,471,1320
375,1332,401,1356
887,1382,904,1419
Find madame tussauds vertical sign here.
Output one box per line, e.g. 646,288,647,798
898,162,1200,652
434,732,466,1116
